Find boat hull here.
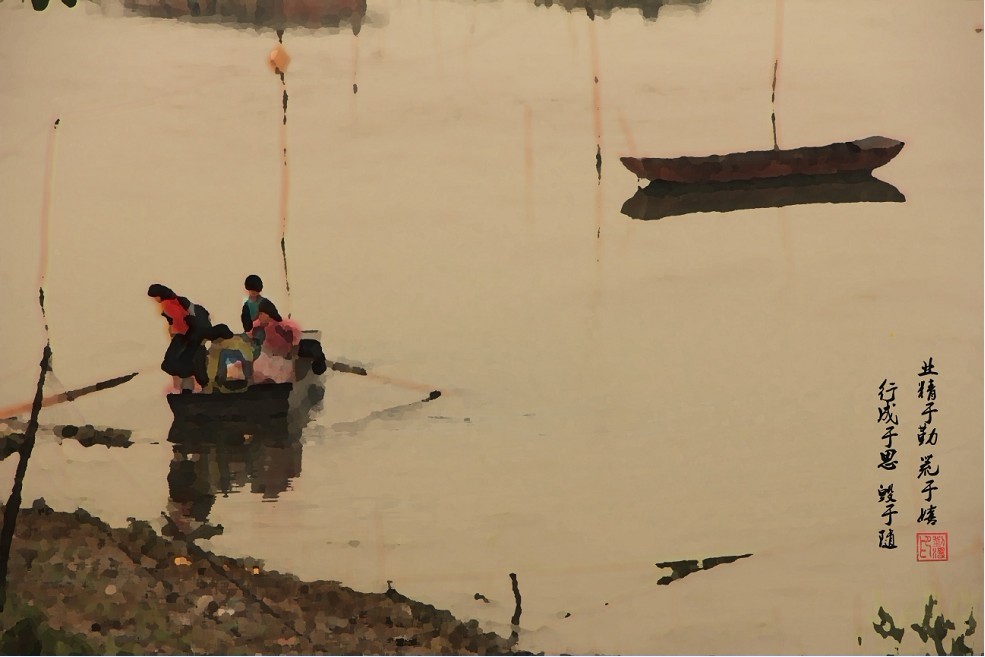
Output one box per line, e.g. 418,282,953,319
620,136,904,184
167,382,291,424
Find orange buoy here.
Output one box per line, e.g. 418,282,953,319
268,44,291,74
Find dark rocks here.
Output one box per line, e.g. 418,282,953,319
0,422,132,461
2,505,518,655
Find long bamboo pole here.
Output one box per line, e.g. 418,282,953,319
0,116,60,611
273,30,292,319
0,372,139,420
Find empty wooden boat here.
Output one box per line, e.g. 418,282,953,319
620,136,904,184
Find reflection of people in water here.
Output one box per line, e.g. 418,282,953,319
165,432,304,534
165,450,219,539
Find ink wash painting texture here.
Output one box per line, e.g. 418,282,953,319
0,0,981,654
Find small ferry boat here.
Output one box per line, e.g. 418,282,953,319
166,330,326,441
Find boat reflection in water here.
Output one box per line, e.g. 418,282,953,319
532,0,708,21
164,416,306,540
114,0,367,32
163,365,324,539
620,171,906,221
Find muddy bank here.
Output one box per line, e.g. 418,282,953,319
0,502,521,655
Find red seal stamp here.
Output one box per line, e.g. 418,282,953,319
916,532,948,561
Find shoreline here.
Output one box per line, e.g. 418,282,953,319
0,501,526,655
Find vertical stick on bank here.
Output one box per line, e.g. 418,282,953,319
508,572,522,647
0,116,60,611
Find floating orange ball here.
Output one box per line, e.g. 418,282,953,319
268,44,291,74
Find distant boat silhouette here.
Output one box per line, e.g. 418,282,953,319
116,0,366,30
620,171,905,221
620,137,904,184
532,0,708,20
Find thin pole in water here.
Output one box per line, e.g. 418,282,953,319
587,8,602,183
771,0,784,151
273,29,292,318
0,372,139,419
38,117,59,301
587,8,605,271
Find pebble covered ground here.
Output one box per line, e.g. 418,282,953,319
0,502,521,655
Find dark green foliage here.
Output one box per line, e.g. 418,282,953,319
0,614,94,655
873,597,977,656
873,606,905,643
0,618,42,655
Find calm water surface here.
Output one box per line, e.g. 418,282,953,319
0,0,981,652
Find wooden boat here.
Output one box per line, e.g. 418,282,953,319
167,330,326,439
620,136,904,184
532,0,708,21
620,171,905,221
119,0,367,30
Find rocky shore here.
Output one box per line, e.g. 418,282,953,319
0,502,520,655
